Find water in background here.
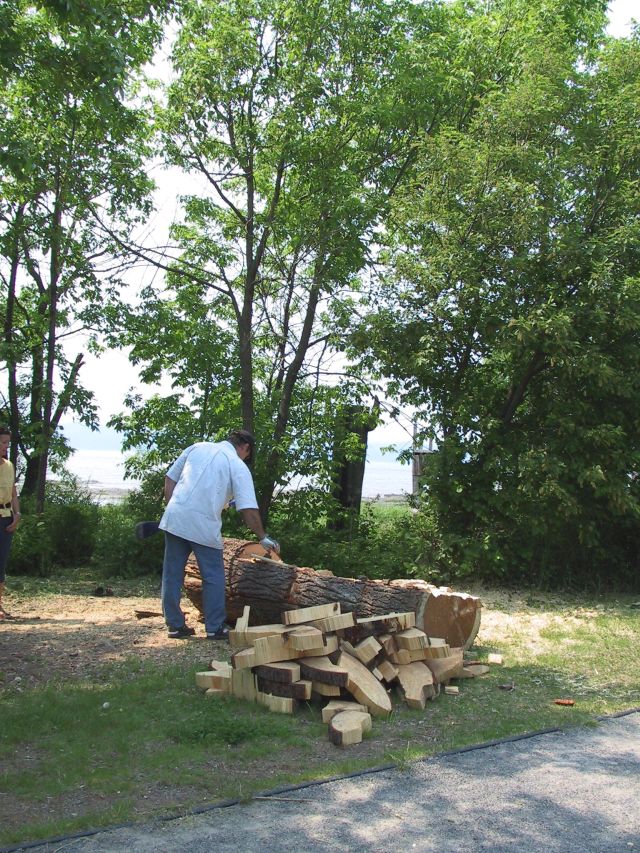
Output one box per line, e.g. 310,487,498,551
62,449,413,502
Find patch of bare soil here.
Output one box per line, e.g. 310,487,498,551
0,589,215,690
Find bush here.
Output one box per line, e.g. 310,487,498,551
91,503,164,578
10,477,99,576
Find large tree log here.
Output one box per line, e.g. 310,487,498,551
183,538,482,650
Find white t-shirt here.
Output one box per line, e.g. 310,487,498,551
158,441,258,548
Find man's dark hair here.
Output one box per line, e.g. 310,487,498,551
227,429,255,461
0,427,10,437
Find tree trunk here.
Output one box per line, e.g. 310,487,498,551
183,538,482,650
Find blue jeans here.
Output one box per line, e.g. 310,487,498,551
0,516,13,583
161,531,226,634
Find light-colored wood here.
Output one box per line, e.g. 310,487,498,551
299,656,349,687
388,648,412,666
195,669,231,692
378,633,397,656
282,602,341,625
312,681,342,697
229,623,287,647
309,612,356,632
231,668,257,702
395,627,429,651
204,687,228,697
231,647,258,670
396,662,438,709
236,605,251,632
256,691,295,714
237,542,283,562
459,663,491,678
309,634,339,658
321,700,368,723
328,710,372,746
444,685,459,695
353,636,382,665
423,648,464,683
337,651,393,718
285,625,324,650
422,638,451,659
355,611,416,632
253,662,301,684
488,653,504,665
377,659,399,683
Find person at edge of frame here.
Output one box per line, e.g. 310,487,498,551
158,428,279,640
0,427,21,620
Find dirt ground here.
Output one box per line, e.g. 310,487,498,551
0,586,214,689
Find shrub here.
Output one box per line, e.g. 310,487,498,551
91,503,164,578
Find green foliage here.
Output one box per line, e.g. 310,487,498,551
91,504,164,578
349,7,640,590
10,478,98,576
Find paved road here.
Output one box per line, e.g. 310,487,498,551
12,711,640,853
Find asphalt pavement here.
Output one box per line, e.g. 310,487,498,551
10,710,640,853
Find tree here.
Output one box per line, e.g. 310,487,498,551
0,2,168,510
350,3,640,585
112,0,486,520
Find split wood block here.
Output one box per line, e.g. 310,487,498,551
355,611,416,634
256,691,295,714
444,685,459,695
406,647,430,662
371,667,383,681
378,633,397,656
328,710,372,747
231,647,258,670
388,648,412,666
285,625,325,651
231,668,257,702
424,647,464,683
321,700,368,724
256,675,312,701
205,687,228,698
309,611,356,632
282,602,341,625
253,662,301,684
229,623,287,647
195,668,231,692
306,633,339,658
396,662,438,710
459,663,491,678
299,656,349,687
337,651,393,718
395,627,429,651
377,659,399,684
236,605,250,632
488,653,504,665
422,638,451,659
353,636,382,666
338,639,358,658
312,681,342,697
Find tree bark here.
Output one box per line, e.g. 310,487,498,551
183,538,482,650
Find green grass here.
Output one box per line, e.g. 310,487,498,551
1,586,639,847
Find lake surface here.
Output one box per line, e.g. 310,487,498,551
61,449,413,501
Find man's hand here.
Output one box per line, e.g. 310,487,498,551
260,536,280,554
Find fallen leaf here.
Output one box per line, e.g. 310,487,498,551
554,698,575,706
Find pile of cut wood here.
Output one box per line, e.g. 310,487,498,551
195,600,490,747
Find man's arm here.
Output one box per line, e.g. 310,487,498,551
6,483,20,533
239,508,267,540
164,476,177,503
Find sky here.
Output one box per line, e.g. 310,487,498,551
62,0,637,452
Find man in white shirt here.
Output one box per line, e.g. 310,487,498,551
159,429,279,640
